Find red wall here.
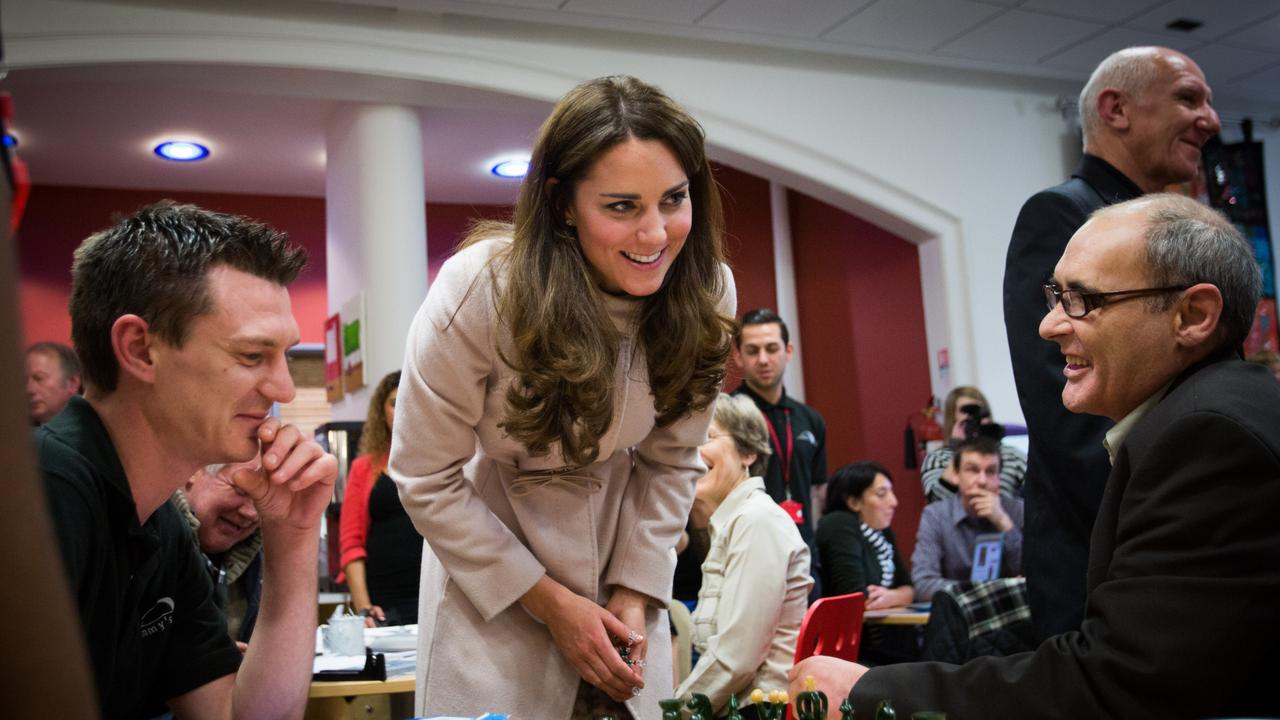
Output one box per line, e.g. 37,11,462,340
788,190,932,562
16,185,507,346
713,162,776,391
424,202,512,282
715,162,776,313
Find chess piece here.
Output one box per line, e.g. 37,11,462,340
724,693,744,720
839,697,855,720
659,698,685,720
752,689,787,720
795,676,829,720
875,699,897,720
687,693,714,720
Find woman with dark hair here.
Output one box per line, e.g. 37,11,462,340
339,370,420,626
816,461,913,609
816,461,917,665
391,75,736,718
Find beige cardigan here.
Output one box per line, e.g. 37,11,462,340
390,238,736,719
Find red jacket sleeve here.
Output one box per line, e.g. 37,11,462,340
339,455,377,573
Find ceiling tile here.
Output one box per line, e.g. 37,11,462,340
1226,12,1280,53
1125,0,1278,40
560,0,723,24
1187,43,1280,85
435,0,563,8
1020,0,1165,24
697,0,869,39
823,0,1002,53
937,9,1104,64
1216,64,1280,101
1038,26,1198,73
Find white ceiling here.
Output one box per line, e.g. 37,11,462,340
3,0,1278,201
348,0,1280,98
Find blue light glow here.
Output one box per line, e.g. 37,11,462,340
154,141,210,162
490,159,529,178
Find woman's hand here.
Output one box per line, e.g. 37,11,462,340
864,584,913,610
606,587,650,678
521,576,644,701
358,605,386,628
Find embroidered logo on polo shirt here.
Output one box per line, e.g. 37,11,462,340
141,597,176,638
797,430,817,446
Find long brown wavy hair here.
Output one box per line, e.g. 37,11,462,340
465,75,733,466
359,370,401,475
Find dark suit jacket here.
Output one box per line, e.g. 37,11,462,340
1002,154,1143,639
850,355,1280,718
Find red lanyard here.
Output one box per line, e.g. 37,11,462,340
765,409,793,498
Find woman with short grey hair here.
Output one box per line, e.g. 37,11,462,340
677,393,812,717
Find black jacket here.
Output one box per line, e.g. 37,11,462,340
1001,154,1142,639
851,356,1280,718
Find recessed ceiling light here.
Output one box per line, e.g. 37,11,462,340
154,141,210,162
490,158,530,178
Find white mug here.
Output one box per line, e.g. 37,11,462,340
325,615,366,656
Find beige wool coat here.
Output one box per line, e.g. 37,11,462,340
390,238,736,719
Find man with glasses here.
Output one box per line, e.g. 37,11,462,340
794,194,1279,718
1001,46,1220,641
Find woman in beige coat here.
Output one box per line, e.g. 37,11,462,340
390,75,736,719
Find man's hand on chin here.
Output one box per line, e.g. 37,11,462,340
232,418,337,537
787,656,869,719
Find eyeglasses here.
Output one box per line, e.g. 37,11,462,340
1043,283,1188,319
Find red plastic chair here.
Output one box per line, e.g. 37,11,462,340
786,592,865,720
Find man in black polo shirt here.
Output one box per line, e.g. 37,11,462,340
731,309,828,545
37,201,337,719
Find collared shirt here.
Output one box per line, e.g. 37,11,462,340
679,476,812,713
911,493,1024,602
1104,381,1173,465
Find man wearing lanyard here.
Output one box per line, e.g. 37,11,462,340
731,309,828,548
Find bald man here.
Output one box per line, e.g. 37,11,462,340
1001,46,1220,640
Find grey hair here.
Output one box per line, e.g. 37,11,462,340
1099,194,1261,352
1079,47,1164,149
711,392,772,477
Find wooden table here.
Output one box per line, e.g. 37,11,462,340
305,674,414,720
863,606,930,625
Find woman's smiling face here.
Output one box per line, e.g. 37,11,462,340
567,137,692,296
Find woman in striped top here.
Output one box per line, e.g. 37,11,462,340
815,461,919,665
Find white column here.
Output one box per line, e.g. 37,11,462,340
325,104,428,420
769,181,806,401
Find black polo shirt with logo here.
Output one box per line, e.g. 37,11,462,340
37,396,242,719
732,384,828,544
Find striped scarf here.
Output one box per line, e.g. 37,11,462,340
859,521,895,587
